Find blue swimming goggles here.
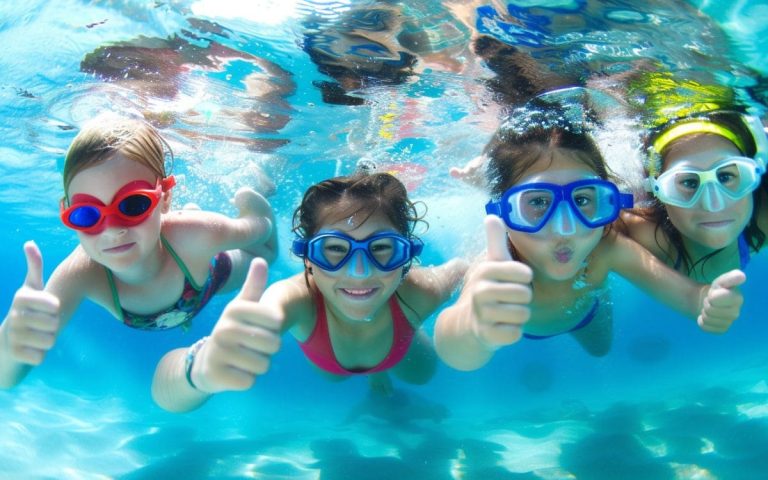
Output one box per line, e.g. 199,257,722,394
291,231,424,272
485,179,634,234
645,156,765,211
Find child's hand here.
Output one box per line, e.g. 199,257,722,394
2,242,60,366
467,216,533,349
697,269,746,334
449,155,487,188
232,187,272,219
191,258,282,393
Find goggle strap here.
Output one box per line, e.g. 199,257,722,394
290,238,308,257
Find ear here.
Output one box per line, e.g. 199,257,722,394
160,189,173,214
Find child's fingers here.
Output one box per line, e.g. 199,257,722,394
485,216,513,262
237,259,268,303
711,269,747,291
22,241,44,291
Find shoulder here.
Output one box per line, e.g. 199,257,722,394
618,210,669,258
261,272,315,332
396,259,469,319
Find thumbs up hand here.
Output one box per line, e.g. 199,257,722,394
697,269,746,334
1,241,61,366
189,258,283,393
465,216,534,349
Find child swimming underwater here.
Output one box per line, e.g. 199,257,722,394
152,172,468,412
0,114,276,389
622,110,768,283
435,106,746,371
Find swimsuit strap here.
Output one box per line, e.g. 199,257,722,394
738,232,751,270
105,268,124,323
104,235,201,322
160,235,202,291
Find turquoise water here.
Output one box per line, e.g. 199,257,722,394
1,0,767,478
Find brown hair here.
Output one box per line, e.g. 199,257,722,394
485,124,612,198
293,172,424,239
63,114,172,196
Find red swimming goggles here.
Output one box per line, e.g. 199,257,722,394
60,176,175,234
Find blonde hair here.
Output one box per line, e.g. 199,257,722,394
63,114,172,196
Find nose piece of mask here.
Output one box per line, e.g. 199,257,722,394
346,250,371,278
550,201,577,236
700,183,727,212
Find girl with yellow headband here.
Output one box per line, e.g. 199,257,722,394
622,110,768,283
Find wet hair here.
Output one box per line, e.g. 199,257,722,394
640,111,766,273
485,121,612,199
293,172,423,239
63,114,172,196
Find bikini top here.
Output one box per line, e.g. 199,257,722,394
298,293,416,375
673,232,751,271
105,236,232,331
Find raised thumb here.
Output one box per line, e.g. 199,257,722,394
485,215,513,262
238,258,268,302
712,269,747,291
23,241,44,290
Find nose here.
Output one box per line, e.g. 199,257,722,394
102,215,128,235
700,183,726,212
550,201,577,236
345,250,371,278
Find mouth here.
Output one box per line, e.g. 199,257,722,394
554,246,574,264
339,287,379,300
103,242,136,254
698,219,735,229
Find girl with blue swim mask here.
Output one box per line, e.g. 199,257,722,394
152,172,468,413
623,110,768,283
435,110,747,371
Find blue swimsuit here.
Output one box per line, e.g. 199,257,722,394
673,232,751,271
105,236,232,331
523,299,600,340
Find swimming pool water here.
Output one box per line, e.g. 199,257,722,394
1,1,767,478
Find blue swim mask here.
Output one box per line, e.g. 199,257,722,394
485,179,634,234
645,156,765,211
291,231,423,272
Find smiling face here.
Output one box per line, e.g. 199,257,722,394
505,148,604,282
67,152,170,273
308,206,404,323
661,134,753,251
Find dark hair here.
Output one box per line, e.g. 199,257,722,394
485,123,612,199
640,111,767,273
293,172,424,239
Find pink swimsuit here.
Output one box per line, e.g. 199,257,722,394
298,294,416,375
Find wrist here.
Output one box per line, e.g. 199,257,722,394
185,336,211,394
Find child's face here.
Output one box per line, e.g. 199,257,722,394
662,134,753,251
67,152,169,272
506,149,604,282
309,207,404,323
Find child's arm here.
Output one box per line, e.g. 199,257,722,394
401,257,470,322
606,231,745,332
434,216,533,371
0,242,84,388
171,187,276,263
152,259,290,413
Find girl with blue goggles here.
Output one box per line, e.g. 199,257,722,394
291,231,423,272
485,179,634,233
